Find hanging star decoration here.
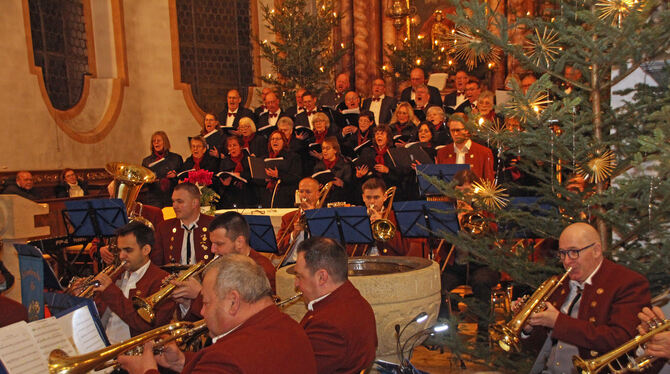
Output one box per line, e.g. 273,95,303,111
577,150,617,183
523,27,561,68
479,116,507,149
595,0,641,26
505,90,553,124
472,180,509,210
452,28,501,70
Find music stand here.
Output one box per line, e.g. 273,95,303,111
60,198,128,280
304,207,373,245
416,164,470,197
244,215,278,254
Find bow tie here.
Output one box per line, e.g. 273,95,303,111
269,112,278,118
228,112,236,117
307,111,316,116
416,106,424,110
372,98,381,102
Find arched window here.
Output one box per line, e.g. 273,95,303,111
28,0,89,111
176,0,254,113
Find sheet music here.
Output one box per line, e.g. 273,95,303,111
0,321,49,374
28,317,77,359
147,157,166,168
57,305,107,354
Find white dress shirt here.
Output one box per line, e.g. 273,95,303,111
102,260,151,344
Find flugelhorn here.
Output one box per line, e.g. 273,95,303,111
572,318,670,374
489,267,572,352
133,255,220,323
66,260,128,298
48,319,207,374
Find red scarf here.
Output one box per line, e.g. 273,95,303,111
153,150,165,160
357,129,370,146
314,130,327,144
266,150,280,191
375,146,387,165
323,156,337,170
230,154,243,173
242,134,254,149
192,156,202,170
395,122,408,133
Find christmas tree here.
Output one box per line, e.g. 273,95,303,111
425,0,670,370
258,0,346,108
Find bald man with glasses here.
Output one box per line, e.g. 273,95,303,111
521,222,651,373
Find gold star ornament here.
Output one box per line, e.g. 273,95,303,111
524,27,561,68
452,29,501,71
577,150,617,183
472,180,509,210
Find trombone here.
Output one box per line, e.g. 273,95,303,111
489,267,572,352
48,319,207,374
132,255,220,323
351,187,397,256
275,182,333,269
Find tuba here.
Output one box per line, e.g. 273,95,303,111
133,255,220,323
490,268,572,352
106,162,156,228
370,187,397,242
48,319,207,374
572,318,670,374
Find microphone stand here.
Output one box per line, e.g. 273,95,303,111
399,323,449,374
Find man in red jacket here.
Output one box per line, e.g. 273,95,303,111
436,113,495,182
118,254,317,374
522,222,650,372
93,221,175,343
295,236,378,373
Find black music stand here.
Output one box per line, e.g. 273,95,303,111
416,164,470,197
244,215,278,254
304,207,373,245
60,198,128,281
392,201,459,261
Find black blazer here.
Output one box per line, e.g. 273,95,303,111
294,107,343,134
256,109,286,138
181,154,220,174
141,152,184,207
54,181,89,198
361,96,397,125
218,155,259,208
243,134,268,158
262,150,302,208
400,85,443,107
313,157,353,204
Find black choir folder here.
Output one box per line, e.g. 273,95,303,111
0,301,109,374
247,156,286,180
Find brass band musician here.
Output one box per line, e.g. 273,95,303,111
118,254,317,374
92,221,175,343
522,222,650,373
275,177,321,261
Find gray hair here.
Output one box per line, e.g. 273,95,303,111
277,116,294,128
204,254,272,303
426,105,445,119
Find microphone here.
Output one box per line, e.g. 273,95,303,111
400,323,450,372
396,312,429,366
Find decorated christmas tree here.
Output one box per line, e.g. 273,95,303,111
424,0,670,370
258,0,346,107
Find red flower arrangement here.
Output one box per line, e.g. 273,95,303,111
184,169,214,186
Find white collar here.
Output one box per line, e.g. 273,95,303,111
212,322,243,344
125,259,151,280
454,139,472,153
570,259,603,289
307,292,332,311
180,214,200,229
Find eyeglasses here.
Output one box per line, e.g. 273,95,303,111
557,242,595,260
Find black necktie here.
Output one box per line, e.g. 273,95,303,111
183,224,194,264
567,288,583,316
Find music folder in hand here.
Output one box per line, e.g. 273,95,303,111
311,169,335,185
247,156,286,180
216,171,247,184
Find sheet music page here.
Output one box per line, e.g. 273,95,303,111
28,317,77,359
0,321,48,374
57,305,107,354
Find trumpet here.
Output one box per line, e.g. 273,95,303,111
48,319,207,374
490,267,572,352
572,319,670,374
133,255,220,323
66,260,128,298
274,292,303,307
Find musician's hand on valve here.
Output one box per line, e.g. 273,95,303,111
171,277,202,301
118,341,158,374
637,306,670,358
93,272,113,292
154,340,186,372
528,302,559,329
99,245,116,265
637,306,665,334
